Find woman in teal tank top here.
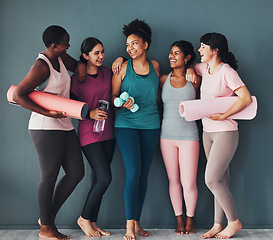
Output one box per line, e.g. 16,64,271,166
112,19,160,240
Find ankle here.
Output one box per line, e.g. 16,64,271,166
127,220,135,228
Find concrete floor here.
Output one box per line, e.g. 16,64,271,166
0,229,273,240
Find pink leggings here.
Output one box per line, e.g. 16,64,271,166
160,139,199,217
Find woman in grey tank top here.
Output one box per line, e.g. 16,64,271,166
160,41,200,235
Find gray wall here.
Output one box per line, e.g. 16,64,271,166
1,0,272,229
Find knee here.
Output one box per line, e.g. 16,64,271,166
71,167,85,184
205,175,218,190
168,177,181,188
100,173,112,191
124,170,140,191
182,181,197,193
40,175,57,187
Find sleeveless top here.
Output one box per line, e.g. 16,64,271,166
161,72,199,141
114,58,160,129
28,53,74,131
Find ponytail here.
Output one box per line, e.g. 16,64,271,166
219,50,238,70
200,32,238,70
80,54,88,64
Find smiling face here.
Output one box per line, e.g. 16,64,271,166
169,45,192,69
198,42,217,63
169,46,186,69
54,33,70,54
83,43,105,67
126,34,148,59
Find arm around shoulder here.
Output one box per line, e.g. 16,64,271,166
111,61,127,104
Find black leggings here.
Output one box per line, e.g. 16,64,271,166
29,129,84,225
81,139,115,222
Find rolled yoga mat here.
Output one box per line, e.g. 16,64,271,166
179,96,257,121
7,85,88,120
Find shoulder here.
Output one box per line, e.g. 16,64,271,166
221,64,240,79
159,74,168,88
222,63,237,73
120,61,128,75
101,65,113,76
101,65,111,72
71,73,78,82
195,62,207,74
32,58,50,76
150,60,160,76
35,57,49,68
150,60,160,69
112,61,128,82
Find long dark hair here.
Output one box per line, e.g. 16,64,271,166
80,37,103,64
171,40,196,69
200,32,238,70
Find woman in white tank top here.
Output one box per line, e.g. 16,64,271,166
13,25,84,240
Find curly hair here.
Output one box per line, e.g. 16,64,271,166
123,19,152,49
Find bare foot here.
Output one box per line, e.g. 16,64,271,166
215,219,242,239
135,221,150,237
77,216,101,237
185,216,196,234
38,217,69,239
39,225,67,240
123,220,136,240
91,222,111,236
174,215,185,234
200,223,224,239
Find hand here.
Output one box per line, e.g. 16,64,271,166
186,68,197,83
75,62,87,83
90,108,107,121
47,110,66,118
122,98,134,110
112,57,124,75
208,113,226,121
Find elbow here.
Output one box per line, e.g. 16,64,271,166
241,95,253,107
245,95,253,107
12,89,19,103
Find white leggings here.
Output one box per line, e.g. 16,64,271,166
203,130,239,225
160,139,199,217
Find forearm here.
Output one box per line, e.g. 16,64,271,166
222,96,252,119
61,52,78,72
13,91,50,116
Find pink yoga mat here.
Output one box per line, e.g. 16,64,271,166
7,85,88,120
179,96,257,121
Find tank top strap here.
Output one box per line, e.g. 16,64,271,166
165,72,172,86
126,58,158,78
37,53,53,70
147,59,157,76
37,53,63,74
126,58,134,77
